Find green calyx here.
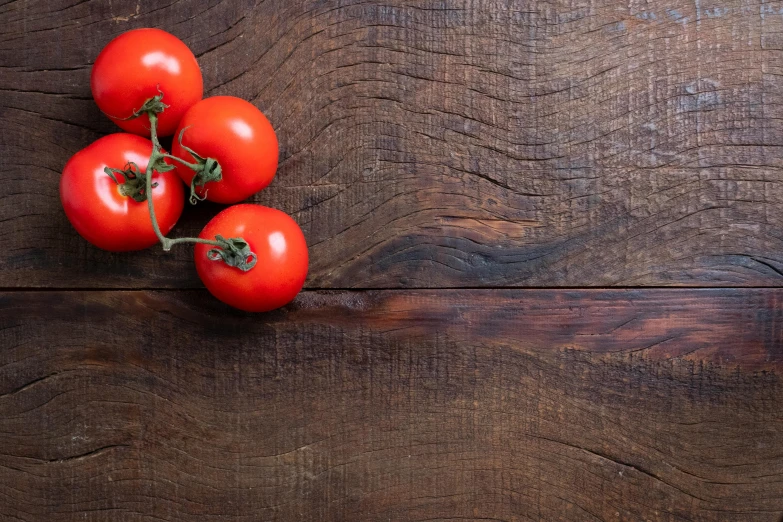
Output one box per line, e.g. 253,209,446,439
206,235,258,272
104,156,174,203
174,127,223,205
116,90,169,121
104,162,157,202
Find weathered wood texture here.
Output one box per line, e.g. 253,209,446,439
4,0,783,288
1,289,782,521
4,1,783,521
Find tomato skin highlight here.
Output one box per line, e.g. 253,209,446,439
60,134,185,252
91,28,203,137
195,205,308,312
172,96,279,204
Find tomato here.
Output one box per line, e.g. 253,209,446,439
172,96,279,204
91,28,203,137
195,205,308,312
60,134,184,252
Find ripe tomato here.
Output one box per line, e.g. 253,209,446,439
60,134,184,252
195,205,308,312
172,96,278,204
91,28,203,137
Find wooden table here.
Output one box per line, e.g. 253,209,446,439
2,1,783,520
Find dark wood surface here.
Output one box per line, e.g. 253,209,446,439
2,289,783,521
2,0,783,520
6,0,783,288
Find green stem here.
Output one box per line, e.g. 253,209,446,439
144,112,167,248
102,91,256,271
138,111,256,271
159,152,200,171
145,112,223,251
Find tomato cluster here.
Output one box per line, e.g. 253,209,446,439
60,28,308,312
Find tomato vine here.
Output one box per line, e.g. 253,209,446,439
104,104,257,272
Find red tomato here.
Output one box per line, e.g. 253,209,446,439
172,96,279,204
91,28,203,137
195,205,308,312
60,134,184,251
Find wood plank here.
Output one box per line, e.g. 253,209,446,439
1,289,782,520
4,0,783,288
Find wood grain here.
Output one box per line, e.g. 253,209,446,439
4,0,783,288
1,289,782,521
3,1,783,520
